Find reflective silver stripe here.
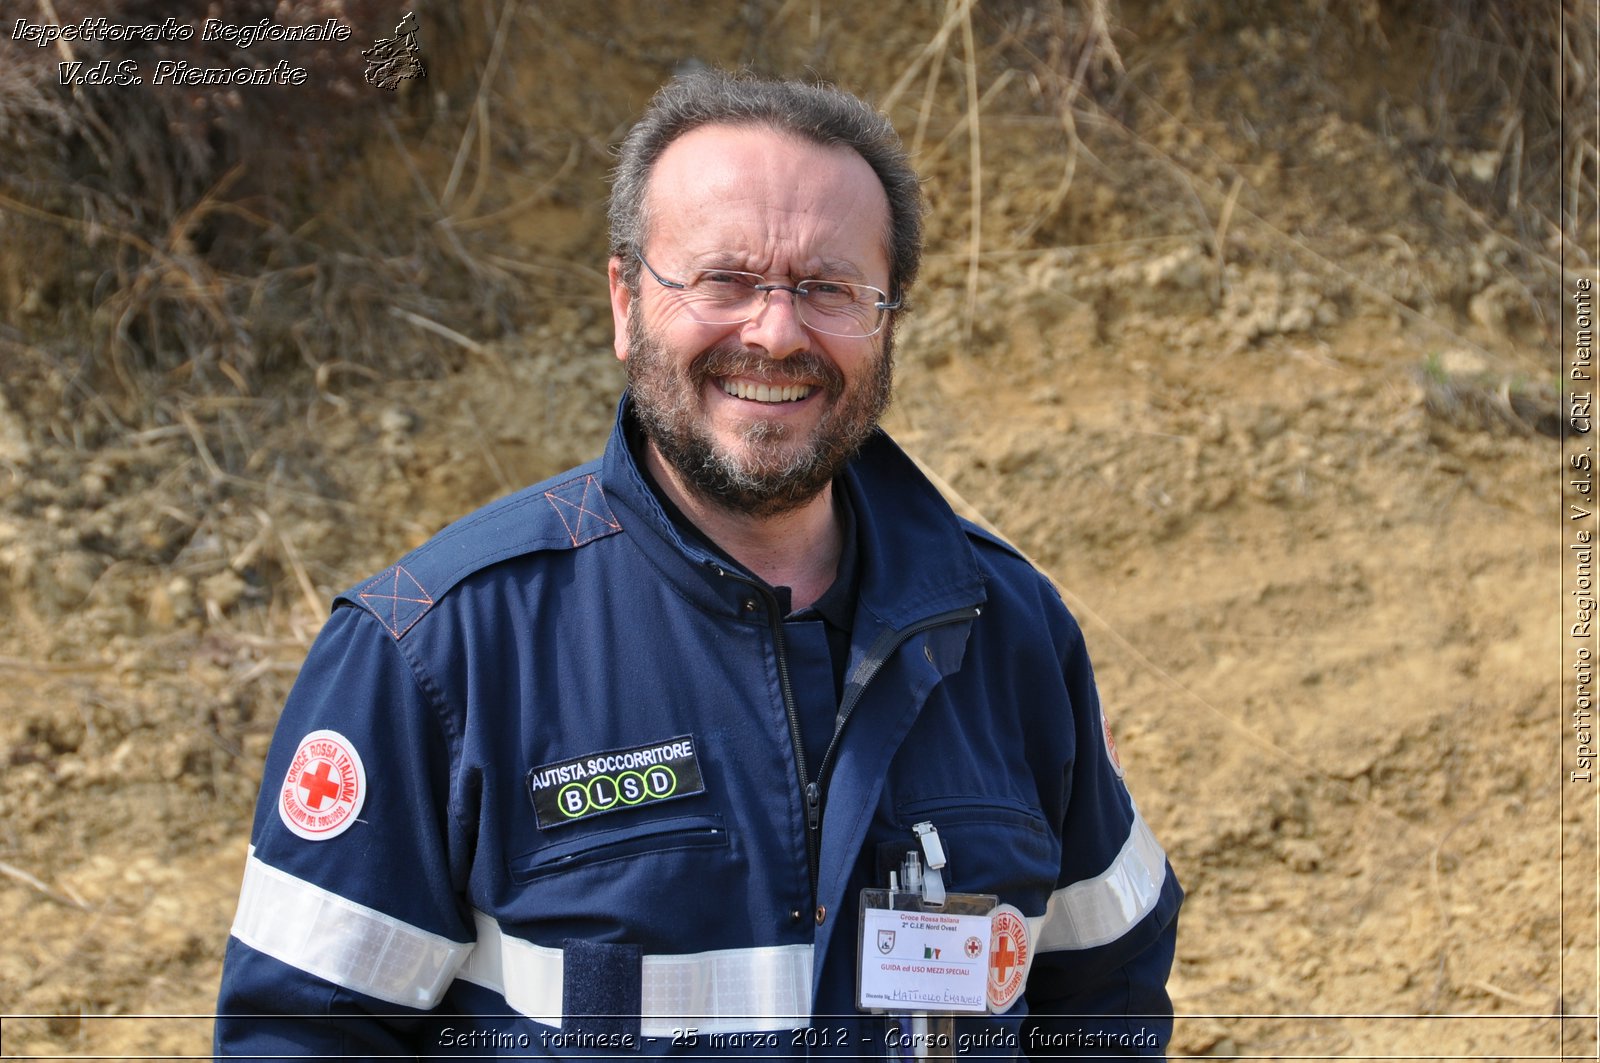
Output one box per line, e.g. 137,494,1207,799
230,849,472,1008
232,854,813,1028
1031,807,1169,952
452,911,561,1027
456,910,813,1035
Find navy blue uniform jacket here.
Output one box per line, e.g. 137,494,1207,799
215,397,1182,1058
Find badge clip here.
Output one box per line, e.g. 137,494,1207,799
911,821,946,907
856,822,1006,1059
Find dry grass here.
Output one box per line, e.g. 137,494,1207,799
0,0,517,437
1402,0,1597,254
921,0,1590,376
1,0,1586,443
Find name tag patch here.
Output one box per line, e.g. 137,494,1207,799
526,735,705,828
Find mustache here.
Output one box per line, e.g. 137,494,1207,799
688,342,846,396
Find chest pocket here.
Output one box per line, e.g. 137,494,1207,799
895,796,1060,913
512,816,732,883
509,813,730,884
503,810,749,950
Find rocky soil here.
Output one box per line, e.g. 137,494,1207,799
0,2,1592,1059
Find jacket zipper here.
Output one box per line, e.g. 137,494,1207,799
713,568,821,895
712,559,980,909
812,605,983,796
805,605,981,907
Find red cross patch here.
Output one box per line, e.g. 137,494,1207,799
987,904,1031,1012
1102,707,1125,779
279,730,367,841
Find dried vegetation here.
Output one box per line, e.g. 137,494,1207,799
0,1,1593,1057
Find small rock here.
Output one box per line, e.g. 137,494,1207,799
378,407,417,436
0,389,32,464
200,569,247,613
1436,348,1494,378
1281,838,1324,872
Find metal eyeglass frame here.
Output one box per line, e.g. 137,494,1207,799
635,251,901,339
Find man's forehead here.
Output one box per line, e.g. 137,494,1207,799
656,120,834,163
643,123,890,263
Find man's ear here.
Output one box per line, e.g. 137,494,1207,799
608,256,632,363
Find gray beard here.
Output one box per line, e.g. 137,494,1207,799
625,311,893,518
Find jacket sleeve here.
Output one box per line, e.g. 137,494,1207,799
1021,612,1183,1059
214,603,475,1060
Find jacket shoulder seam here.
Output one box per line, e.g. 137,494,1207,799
341,469,621,639
961,518,1029,563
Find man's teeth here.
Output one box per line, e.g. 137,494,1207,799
721,380,814,403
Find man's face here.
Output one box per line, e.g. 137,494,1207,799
609,123,895,518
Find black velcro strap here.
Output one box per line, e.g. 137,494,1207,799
561,939,642,1048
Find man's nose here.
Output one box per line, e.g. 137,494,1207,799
738,286,812,360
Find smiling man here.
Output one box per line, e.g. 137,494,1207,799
616,119,896,605
216,71,1182,1059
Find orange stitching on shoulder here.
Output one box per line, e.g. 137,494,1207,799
357,564,435,639
544,474,621,547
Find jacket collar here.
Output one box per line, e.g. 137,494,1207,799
599,394,987,629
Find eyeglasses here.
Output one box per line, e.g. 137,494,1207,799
636,252,900,339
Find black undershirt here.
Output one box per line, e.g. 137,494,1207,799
628,422,859,770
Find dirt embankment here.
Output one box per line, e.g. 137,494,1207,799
0,2,1593,1059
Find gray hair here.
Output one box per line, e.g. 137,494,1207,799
608,69,924,302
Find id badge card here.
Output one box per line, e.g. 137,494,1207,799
855,888,999,1014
